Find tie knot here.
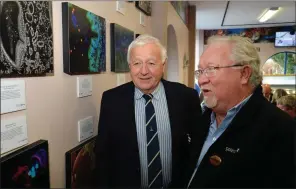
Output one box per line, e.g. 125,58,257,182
143,94,153,102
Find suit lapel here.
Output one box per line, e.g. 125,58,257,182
218,88,264,138
124,82,140,154
162,81,179,160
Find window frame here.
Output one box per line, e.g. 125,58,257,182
263,51,296,76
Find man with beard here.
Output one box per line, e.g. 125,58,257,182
185,36,295,188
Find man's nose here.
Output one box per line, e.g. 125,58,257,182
140,63,149,75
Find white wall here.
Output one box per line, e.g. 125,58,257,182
167,25,179,82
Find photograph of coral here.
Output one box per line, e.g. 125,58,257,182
0,140,50,188
0,1,54,77
110,23,134,73
65,137,97,188
62,2,106,75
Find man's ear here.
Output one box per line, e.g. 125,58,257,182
240,65,252,84
162,59,167,72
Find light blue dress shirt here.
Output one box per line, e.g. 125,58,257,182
134,82,172,188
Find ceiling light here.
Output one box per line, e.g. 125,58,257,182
258,7,280,23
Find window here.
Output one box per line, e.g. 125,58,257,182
262,52,296,75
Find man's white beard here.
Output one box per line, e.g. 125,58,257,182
204,95,218,109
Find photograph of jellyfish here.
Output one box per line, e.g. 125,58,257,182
110,23,134,73
65,137,97,188
0,1,54,78
62,3,106,75
0,140,50,188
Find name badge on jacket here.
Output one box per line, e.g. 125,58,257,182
225,147,240,153
187,133,191,144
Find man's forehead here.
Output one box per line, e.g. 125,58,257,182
262,84,271,90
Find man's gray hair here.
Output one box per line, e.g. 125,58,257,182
207,35,263,87
127,34,167,63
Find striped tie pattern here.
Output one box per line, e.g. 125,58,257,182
143,94,163,188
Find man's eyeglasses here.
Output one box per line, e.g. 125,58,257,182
195,64,244,78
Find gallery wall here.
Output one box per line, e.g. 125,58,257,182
1,1,191,188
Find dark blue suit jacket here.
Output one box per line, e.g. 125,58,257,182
186,86,296,188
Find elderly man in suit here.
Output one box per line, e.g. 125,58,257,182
186,36,295,188
95,34,202,188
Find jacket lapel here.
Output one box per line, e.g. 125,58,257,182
218,86,264,137
124,82,140,154
161,80,179,160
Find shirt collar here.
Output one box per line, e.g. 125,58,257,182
134,81,162,100
210,93,253,124
228,93,252,114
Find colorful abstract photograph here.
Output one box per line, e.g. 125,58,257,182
62,3,106,75
65,137,96,188
0,1,54,78
110,23,134,73
0,140,50,188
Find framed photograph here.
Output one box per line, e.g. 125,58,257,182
110,23,134,73
1,140,50,188
0,1,54,78
65,137,97,188
62,2,106,75
135,1,152,16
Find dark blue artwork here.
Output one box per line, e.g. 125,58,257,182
1,140,50,188
110,23,134,73
62,3,106,75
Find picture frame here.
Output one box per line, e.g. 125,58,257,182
110,23,134,73
62,2,106,75
135,1,152,16
0,1,54,78
65,137,97,188
1,140,50,188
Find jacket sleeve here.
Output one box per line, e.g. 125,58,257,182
95,92,111,188
268,119,296,188
187,89,202,143
170,88,202,188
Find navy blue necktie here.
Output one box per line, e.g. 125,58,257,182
143,94,163,188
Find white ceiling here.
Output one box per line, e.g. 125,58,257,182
190,1,296,29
